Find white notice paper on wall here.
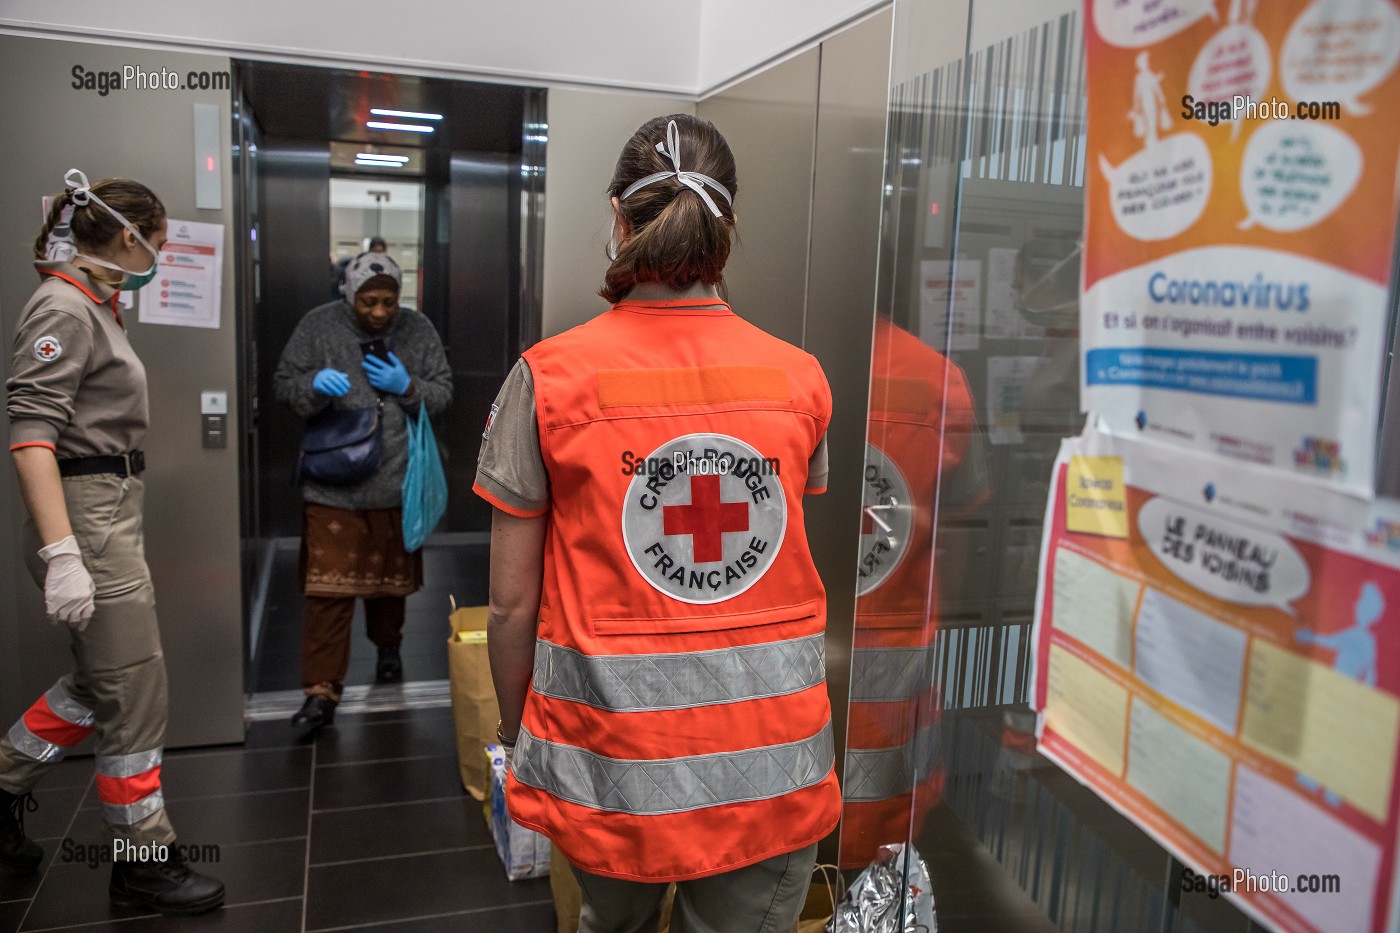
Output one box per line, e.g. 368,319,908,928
139,219,223,329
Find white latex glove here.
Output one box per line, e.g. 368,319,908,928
38,535,96,632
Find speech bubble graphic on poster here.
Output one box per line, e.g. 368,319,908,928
1093,0,1221,47
1239,121,1362,232
1139,497,1311,613
1189,22,1271,140
1281,0,1400,116
1098,133,1213,241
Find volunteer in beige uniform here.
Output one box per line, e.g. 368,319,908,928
0,171,223,915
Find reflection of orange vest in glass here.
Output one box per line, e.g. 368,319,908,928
841,318,977,868
508,298,841,882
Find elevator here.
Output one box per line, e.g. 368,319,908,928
230,62,547,702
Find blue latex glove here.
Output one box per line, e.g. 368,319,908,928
362,351,412,396
313,368,351,397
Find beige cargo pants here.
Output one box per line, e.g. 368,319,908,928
0,473,176,847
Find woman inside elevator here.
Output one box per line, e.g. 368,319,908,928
1,170,224,915
477,114,839,931
274,250,452,729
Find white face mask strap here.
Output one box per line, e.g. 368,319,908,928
63,167,159,260
619,119,733,219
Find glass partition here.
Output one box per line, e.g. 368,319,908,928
843,3,1263,930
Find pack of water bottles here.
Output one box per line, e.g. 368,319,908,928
484,745,551,881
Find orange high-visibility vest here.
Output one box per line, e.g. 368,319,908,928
505,297,841,882
841,317,979,868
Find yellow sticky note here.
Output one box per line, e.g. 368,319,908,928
1240,639,1400,822
456,630,488,644
1066,456,1128,538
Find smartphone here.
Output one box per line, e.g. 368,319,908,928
360,339,389,362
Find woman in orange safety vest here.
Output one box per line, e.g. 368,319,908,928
475,113,840,931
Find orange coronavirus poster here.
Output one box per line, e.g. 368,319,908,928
1032,429,1400,933
1081,0,1400,494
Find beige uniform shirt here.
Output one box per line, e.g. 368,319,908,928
7,261,148,458
476,358,830,515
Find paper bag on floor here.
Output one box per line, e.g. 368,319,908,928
447,598,498,800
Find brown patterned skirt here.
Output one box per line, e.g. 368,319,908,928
300,502,423,598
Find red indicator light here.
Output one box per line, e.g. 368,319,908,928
930,202,939,216
206,156,216,172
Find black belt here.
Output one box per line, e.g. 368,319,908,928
57,451,145,478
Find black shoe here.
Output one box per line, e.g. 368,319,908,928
290,694,336,729
110,849,224,916
0,789,43,875
376,645,403,683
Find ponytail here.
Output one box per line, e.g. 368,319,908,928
32,177,165,264
599,114,738,304
33,191,74,260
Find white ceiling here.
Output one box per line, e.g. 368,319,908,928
0,0,888,96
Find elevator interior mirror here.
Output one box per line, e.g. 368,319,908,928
329,177,425,307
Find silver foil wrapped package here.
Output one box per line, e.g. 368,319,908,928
828,843,937,933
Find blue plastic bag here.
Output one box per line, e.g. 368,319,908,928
402,405,447,552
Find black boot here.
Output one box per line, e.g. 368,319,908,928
0,789,43,875
375,645,403,683
110,848,224,916
291,694,336,729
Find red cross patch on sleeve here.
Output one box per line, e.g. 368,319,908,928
33,335,63,363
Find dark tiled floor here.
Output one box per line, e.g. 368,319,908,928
253,542,489,693
0,706,553,932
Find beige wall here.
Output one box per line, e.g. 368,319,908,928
698,49,821,348
540,89,695,337
0,35,244,745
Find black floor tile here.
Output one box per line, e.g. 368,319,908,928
0,901,24,933
312,714,457,766
310,796,492,865
73,787,308,849
305,847,550,931
342,706,454,727
159,747,312,802
0,875,39,909
17,859,123,929
21,842,306,930
14,784,88,842
313,756,462,812
240,720,315,752
209,839,307,907
337,899,556,931
22,896,302,932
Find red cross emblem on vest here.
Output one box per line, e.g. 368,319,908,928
663,475,749,563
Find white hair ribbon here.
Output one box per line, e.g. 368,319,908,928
56,167,161,262
620,119,732,218
64,168,92,205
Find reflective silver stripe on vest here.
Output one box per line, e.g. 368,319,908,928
513,722,835,815
6,720,63,764
849,646,934,703
96,748,163,778
44,682,96,727
532,634,826,712
842,724,940,803
102,790,165,827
